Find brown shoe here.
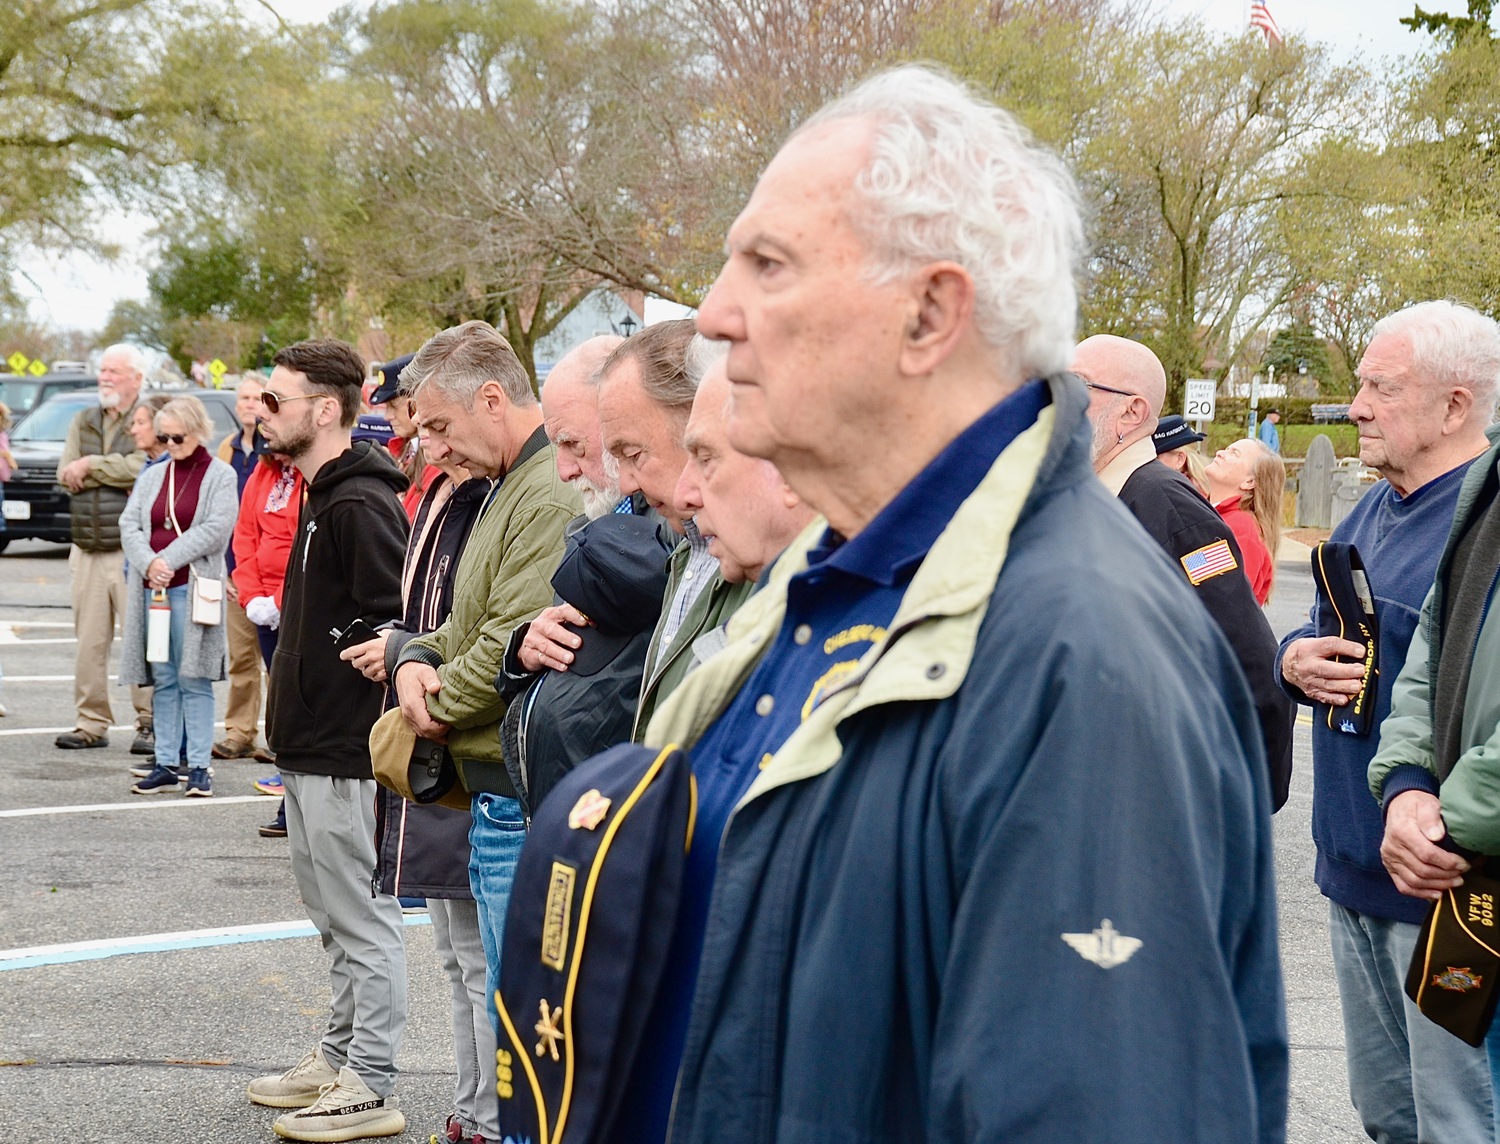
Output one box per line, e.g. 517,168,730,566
211,738,256,760
251,746,277,766
56,729,109,750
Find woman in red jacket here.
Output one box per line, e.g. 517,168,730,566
231,448,303,833
1204,437,1285,606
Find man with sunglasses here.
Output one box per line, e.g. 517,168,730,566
248,338,412,1142
1076,334,1294,810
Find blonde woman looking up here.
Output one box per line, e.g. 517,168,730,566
1204,437,1285,605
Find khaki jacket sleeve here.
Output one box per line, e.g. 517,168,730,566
57,417,84,479
1368,587,1438,801
87,449,146,489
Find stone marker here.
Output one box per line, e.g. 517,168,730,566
1297,434,1335,529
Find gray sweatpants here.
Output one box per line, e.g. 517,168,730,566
282,772,408,1097
430,898,500,1139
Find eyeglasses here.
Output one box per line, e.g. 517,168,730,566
156,433,188,445
1083,381,1139,398
260,390,326,415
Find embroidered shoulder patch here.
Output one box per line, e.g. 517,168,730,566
568,789,611,831
1433,966,1484,993
1180,539,1239,586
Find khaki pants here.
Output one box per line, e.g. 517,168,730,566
222,595,263,745
70,545,152,736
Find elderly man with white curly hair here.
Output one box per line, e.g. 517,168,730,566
55,343,155,753
618,65,1287,1144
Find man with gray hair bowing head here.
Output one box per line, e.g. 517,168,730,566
628,65,1287,1143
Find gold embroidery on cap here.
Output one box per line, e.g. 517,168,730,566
535,998,565,1061
541,862,576,971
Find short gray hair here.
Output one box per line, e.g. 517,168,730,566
1373,301,1500,422
596,318,699,415
101,343,148,377
794,64,1084,381
156,396,214,441
684,335,728,388
402,320,536,408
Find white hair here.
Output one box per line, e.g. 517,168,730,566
1373,301,1500,422
101,343,148,377
684,335,729,388
794,64,1084,381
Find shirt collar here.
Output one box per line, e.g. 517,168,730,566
813,379,1050,588
1097,437,1158,497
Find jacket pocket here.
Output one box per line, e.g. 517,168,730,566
266,649,320,752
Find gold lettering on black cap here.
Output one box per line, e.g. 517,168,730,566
542,862,576,971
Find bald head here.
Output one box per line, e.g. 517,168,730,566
543,335,625,516
1071,335,1167,417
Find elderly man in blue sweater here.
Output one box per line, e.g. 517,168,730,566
1278,300,1500,1143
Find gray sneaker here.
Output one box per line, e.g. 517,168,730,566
247,1045,339,1109
272,1067,404,1141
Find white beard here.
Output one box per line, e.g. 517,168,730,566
99,391,121,409
577,475,623,520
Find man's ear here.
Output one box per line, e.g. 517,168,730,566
1444,386,1475,435
477,379,509,417
898,262,975,378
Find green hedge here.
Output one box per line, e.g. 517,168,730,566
1197,396,1350,427
1203,422,1359,458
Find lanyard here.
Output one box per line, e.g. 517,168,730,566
167,460,185,536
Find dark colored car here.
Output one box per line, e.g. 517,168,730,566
0,368,100,419
0,388,241,553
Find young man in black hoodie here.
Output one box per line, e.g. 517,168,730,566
248,339,412,1142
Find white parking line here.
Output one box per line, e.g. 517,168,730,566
3,675,94,683
0,914,432,971
0,795,269,818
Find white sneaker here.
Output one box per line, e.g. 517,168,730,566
272,1067,405,1142
247,1045,339,1108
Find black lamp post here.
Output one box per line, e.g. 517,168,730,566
618,313,638,337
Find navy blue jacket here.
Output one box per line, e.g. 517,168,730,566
1277,464,1473,924
650,376,1288,1144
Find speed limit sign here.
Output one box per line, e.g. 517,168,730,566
1183,379,1216,422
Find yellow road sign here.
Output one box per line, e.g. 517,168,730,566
27,359,46,376
6,352,28,373
208,358,228,377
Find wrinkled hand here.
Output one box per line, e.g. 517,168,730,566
1281,636,1369,706
395,661,450,742
58,456,92,493
339,632,390,682
517,603,591,673
145,557,173,590
244,595,280,630
1381,790,1469,900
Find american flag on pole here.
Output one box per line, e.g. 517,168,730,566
1250,0,1284,45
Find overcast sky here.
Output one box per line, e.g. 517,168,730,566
15,0,1456,334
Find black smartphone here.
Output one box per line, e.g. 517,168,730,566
331,618,379,652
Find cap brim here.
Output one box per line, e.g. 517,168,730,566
564,623,634,677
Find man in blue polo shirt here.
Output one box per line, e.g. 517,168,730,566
635,65,1287,1144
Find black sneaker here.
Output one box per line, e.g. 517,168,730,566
258,812,288,838
130,725,155,756
183,769,213,798
56,729,108,750
174,763,214,783
131,766,181,795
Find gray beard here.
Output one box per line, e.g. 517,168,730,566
576,475,623,520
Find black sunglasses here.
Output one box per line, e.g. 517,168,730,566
260,390,326,415
156,433,188,445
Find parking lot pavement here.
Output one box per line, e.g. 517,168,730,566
0,538,1366,1141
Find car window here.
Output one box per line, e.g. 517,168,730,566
0,381,44,415
13,398,92,442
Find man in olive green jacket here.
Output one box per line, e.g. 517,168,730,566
388,321,579,1027
1370,424,1500,894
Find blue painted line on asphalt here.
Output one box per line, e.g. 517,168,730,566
0,913,432,971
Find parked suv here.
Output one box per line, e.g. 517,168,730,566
0,366,99,420
0,388,241,553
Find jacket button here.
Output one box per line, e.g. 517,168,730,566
926,663,946,680
755,694,775,716
793,624,813,645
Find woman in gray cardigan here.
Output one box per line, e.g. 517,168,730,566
120,396,238,797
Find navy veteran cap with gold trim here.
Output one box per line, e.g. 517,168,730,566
1406,862,1500,1046
495,742,695,1144
1310,540,1380,736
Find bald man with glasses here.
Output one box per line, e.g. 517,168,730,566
1076,334,1294,809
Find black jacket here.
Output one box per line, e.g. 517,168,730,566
1119,460,1295,809
375,473,489,898
266,441,409,778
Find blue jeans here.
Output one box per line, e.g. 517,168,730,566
1329,901,1494,1143
468,792,526,1038
147,586,215,771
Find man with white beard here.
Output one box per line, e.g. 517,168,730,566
540,336,626,520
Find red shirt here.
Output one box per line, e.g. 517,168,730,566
1214,496,1272,605
231,457,304,607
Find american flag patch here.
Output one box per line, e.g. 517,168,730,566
1181,539,1239,585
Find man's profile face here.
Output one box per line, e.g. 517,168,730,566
97,350,143,410
544,375,617,515
1349,332,1445,475
258,365,323,460
696,118,906,472
415,382,501,479
598,357,690,529
675,366,788,584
